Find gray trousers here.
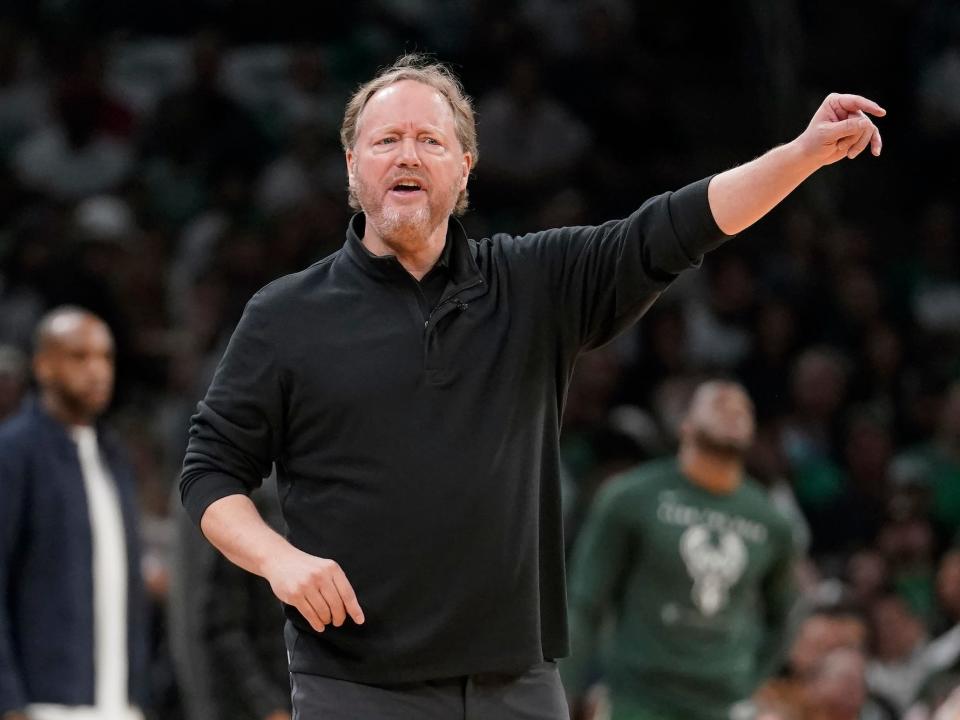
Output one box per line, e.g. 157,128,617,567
290,661,569,719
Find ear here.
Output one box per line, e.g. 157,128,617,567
460,152,473,191
345,150,355,183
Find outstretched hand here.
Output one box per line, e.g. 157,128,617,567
796,93,886,167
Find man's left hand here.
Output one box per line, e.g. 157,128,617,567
796,93,886,167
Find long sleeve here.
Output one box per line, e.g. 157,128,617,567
510,175,730,353
0,434,28,714
754,527,799,684
180,293,285,525
560,483,637,698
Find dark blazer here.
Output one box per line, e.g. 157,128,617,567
0,398,148,715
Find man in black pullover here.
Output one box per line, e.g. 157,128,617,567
180,54,884,719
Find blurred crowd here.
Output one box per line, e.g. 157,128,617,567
1,1,959,718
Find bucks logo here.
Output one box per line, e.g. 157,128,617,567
679,524,747,616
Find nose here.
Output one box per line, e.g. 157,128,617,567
396,137,421,167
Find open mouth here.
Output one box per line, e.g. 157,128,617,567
391,181,424,194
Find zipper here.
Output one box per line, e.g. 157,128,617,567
423,277,484,330
424,297,468,328
421,276,484,376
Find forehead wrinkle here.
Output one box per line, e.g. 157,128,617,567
355,80,457,144
367,120,450,137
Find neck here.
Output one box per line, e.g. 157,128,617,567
679,444,743,495
40,390,94,428
362,216,449,281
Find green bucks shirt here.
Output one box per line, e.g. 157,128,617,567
563,458,797,720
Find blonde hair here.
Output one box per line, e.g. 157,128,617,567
341,53,478,216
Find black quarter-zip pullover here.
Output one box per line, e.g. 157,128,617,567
180,175,730,683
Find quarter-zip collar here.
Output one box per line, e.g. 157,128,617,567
343,213,484,292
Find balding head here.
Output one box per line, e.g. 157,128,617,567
34,306,101,352
680,380,756,457
33,306,114,425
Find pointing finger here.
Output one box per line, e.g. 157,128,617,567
834,93,886,118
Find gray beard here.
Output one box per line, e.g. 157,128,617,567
352,169,461,248
371,203,434,247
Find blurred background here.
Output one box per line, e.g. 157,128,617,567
1,0,959,718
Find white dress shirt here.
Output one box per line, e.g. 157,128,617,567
26,427,141,720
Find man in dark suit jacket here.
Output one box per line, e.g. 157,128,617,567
0,306,147,720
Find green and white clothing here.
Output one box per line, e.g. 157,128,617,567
562,458,797,720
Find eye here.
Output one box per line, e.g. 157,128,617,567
377,136,397,145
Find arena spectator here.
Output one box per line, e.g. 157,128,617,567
475,54,590,221
803,648,890,720
755,607,897,720
867,592,960,714
685,254,758,371
0,23,49,163
141,30,269,184
10,40,135,201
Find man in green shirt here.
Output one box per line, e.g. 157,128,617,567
563,381,797,720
